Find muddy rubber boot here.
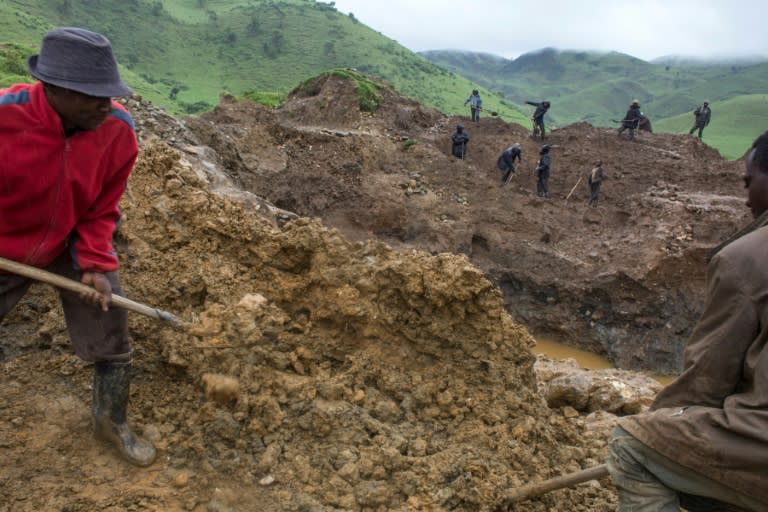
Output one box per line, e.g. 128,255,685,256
93,362,156,467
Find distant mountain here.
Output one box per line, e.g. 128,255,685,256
652,55,768,67
419,50,508,77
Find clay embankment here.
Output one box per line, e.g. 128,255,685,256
191,75,747,374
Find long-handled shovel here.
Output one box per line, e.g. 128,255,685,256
565,176,583,202
497,464,609,510
479,107,500,116
0,256,188,328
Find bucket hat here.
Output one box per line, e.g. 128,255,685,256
28,27,132,97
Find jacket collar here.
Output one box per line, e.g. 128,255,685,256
29,81,67,135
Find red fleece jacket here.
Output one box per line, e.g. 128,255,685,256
0,82,138,273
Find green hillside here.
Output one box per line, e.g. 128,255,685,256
0,0,527,124
419,50,508,90
0,42,33,85
3,0,764,157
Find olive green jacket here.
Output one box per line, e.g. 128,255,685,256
621,223,768,504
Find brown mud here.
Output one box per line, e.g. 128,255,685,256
0,72,750,511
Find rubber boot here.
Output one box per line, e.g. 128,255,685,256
93,362,156,467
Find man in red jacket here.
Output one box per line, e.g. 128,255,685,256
606,131,768,510
0,27,155,466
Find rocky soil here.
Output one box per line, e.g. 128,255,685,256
0,72,752,511
189,75,748,374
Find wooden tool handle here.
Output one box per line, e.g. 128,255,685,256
0,256,186,327
499,464,609,508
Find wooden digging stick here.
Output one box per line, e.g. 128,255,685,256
497,464,609,509
565,176,583,201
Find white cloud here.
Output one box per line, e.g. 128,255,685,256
329,0,768,61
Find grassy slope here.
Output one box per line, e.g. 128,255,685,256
0,0,528,124
419,50,508,92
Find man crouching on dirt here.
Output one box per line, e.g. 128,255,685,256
0,27,155,466
606,131,768,511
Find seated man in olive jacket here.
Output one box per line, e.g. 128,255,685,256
606,130,768,511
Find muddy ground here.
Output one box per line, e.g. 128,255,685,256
0,72,752,511
188,75,747,374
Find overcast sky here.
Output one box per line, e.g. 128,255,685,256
329,0,768,62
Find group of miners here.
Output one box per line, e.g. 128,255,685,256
616,98,710,140
617,98,711,140
464,88,713,141
495,141,603,204
454,89,713,205
496,142,551,198
454,93,603,204
463,89,554,139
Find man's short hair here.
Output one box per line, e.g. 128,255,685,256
751,130,768,173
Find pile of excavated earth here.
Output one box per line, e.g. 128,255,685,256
0,72,750,511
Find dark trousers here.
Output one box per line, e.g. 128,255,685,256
537,174,549,197
0,253,131,362
689,124,705,138
499,164,515,183
533,119,545,139
470,107,480,122
589,182,601,205
618,124,636,140
608,427,760,512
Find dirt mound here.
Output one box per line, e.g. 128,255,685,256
191,76,747,374
0,71,749,511
282,72,443,134
0,93,620,510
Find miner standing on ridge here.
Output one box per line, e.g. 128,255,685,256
526,100,551,140
607,130,768,511
0,27,156,466
464,89,483,122
689,100,712,138
617,99,643,140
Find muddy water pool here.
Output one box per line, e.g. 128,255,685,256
533,338,676,385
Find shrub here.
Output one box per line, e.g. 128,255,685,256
2,47,27,76
242,90,285,108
